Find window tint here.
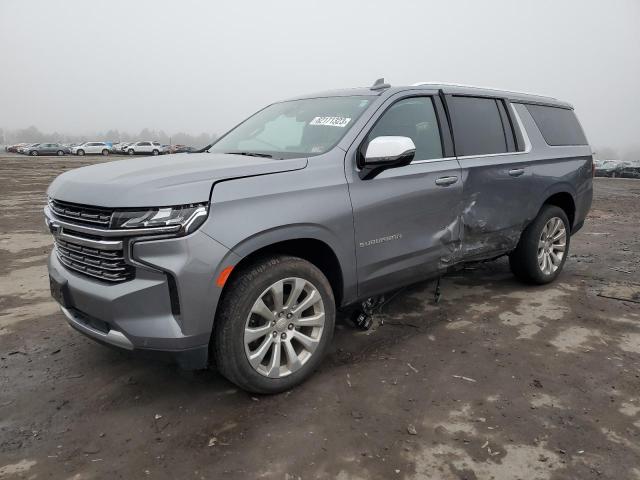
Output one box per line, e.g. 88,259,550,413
450,96,510,156
139,142,151,146
366,97,442,161
525,104,587,146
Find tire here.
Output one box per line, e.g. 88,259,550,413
30,150,38,156
77,149,85,156
102,149,109,156
128,149,135,155
57,150,64,156
509,205,570,285
152,149,159,156
213,255,335,394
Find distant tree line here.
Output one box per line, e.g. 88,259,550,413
1,126,218,147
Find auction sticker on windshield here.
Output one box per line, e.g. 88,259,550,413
309,116,351,127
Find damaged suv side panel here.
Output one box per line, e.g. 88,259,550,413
45,81,592,393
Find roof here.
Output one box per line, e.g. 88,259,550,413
283,81,573,109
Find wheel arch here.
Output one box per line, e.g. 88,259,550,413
222,225,355,306
541,191,576,230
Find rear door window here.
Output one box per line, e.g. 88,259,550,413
525,104,587,146
449,96,514,156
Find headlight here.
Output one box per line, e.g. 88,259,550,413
111,203,209,235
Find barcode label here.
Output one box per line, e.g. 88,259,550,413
309,116,352,127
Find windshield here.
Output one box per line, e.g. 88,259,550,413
209,96,373,159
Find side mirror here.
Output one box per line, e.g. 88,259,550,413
360,136,416,179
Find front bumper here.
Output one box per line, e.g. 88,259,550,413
47,228,240,369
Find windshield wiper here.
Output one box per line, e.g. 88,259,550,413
192,142,216,153
225,151,273,158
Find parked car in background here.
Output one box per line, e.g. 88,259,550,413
594,159,623,177
18,143,41,154
127,141,163,155
618,160,640,179
25,143,71,156
114,143,130,154
169,144,197,154
5,143,29,153
71,142,110,156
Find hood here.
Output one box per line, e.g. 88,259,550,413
48,153,307,207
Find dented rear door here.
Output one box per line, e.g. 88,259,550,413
446,94,532,261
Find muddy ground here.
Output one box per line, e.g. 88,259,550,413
0,153,639,480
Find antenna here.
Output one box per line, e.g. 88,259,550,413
370,78,391,90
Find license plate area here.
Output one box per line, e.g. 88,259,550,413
49,275,70,308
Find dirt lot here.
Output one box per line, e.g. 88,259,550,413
1,154,639,480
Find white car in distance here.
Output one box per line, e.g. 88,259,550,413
127,141,163,156
72,142,110,156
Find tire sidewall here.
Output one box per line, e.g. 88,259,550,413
215,256,335,394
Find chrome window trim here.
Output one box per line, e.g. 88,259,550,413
456,103,532,160
411,156,457,164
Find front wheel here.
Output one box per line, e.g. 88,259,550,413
102,149,109,156
213,255,335,394
30,150,38,156
57,150,64,156
77,149,85,156
152,149,159,156
509,205,570,284
128,149,135,155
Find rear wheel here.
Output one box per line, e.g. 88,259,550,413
509,205,570,284
213,255,335,394
77,149,85,156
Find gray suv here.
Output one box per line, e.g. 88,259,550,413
45,81,593,393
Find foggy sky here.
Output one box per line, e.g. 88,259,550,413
1,0,638,153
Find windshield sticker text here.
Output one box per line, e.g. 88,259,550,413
309,116,352,128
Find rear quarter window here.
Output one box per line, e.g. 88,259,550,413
525,104,587,146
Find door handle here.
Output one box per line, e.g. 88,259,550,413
508,168,525,177
435,176,458,186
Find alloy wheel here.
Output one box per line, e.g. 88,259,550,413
537,216,566,275
244,277,325,378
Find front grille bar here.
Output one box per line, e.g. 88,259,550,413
49,199,113,227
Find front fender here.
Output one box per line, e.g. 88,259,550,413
227,224,357,306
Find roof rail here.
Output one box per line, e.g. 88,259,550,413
370,78,391,91
410,81,557,100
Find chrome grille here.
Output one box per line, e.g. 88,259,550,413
49,199,113,227
55,238,134,283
